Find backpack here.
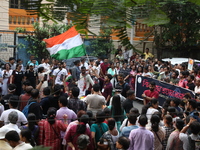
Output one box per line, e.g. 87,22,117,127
22,102,36,117
188,135,200,150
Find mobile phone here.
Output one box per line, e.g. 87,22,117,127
43,74,47,81
60,74,64,81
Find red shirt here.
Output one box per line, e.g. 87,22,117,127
100,63,109,75
144,90,159,104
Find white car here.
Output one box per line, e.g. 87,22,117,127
162,58,200,65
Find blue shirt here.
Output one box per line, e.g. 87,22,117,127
121,125,139,138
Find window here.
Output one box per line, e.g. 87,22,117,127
9,0,25,9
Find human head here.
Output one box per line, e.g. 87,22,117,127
187,99,197,111
171,71,179,79
9,57,15,64
149,81,156,91
170,98,180,107
126,90,135,100
4,63,11,70
38,66,44,73
58,96,68,107
104,74,112,82
20,129,35,147
16,64,22,70
129,107,140,117
71,87,80,98
107,118,116,131
117,74,124,83
116,136,130,150
9,96,19,109
77,134,90,150
187,74,194,82
74,60,81,66
150,114,160,132
27,113,37,130
92,84,100,92
8,84,16,94
54,84,62,96
138,115,148,126
31,89,39,99
128,113,137,125
96,110,106,123
44,57,49,63
5,131,20,148
163,115,173,126
175,119,184,131
115,85,123,93
145,48,149,53
81,66,86,74
8,111,18,124
43,87,51,96
47,107,57,125
150,99,159,109
190,121,200,135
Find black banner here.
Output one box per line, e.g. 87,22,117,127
135,75,195,105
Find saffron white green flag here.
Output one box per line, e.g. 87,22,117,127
44,26,86,60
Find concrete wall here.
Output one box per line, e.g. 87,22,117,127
0,0,9,30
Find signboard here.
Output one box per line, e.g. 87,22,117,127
135,75,195,105
188,58,194,70
0,43,8,51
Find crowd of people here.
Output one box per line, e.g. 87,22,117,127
0,46,199,150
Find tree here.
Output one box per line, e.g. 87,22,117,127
155,1,200,58
16,22,72,60
87,27,114,58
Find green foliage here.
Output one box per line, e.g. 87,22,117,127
155,1,200,52
16,22,72,59
88,27,114,58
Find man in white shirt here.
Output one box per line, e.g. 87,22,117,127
42,57,51,71
77,66,94,97
84,84,106,116
0,111,21,134
52,62,68,86
79,57,89,71
0,96,27,127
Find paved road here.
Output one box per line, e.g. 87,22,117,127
133,99,144,113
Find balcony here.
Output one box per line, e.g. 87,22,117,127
9,8,38,31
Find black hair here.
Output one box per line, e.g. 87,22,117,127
53,84,62,96
174,70,179,77
167,107,177,118
20,129,36,147
107,118,116,131
22,80,31,86
126,90,135,97
95,61,100,66
76,114,89,134
9,95,19,108
43,87,51,96
111,95,123,121
4,63,11,69
86,110,93,118
189,75,195,80
103,107,111,119
190,121,200,135
138,115,148,126
72,87,80,98
150,99,158,107
171,98,180,107
175,119,184,131
96,110,106,123
164,115,173,127
117,136,130,150
149,81,156,86
93,84,100,92
150,114,160,132
81,66,86,70
27,113,37,131
8,84,16,91
59,96,68,106
188,99,197,109
5,130,20,142
137,66,143,73
38,67,44,73
118,74,124,78
9,57,15,61
128,113,137,124
180,71,186,78
105,74,112,80
31,89,39,99
74,60,80,65
47,107,57,125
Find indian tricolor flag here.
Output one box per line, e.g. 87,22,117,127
44,26,86,60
